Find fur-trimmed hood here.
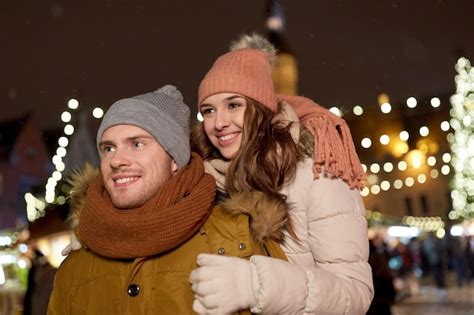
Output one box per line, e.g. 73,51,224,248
66,163,100,230
221,191,293,244
66,164,291,245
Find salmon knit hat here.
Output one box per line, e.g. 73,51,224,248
199,34,278,112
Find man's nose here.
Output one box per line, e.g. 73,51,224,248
110,149,131,169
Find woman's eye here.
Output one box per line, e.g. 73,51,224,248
201,108,214,115
229,102,241,110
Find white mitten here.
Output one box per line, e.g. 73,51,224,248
189,253,259,314
61,232,82,256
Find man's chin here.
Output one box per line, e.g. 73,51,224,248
111,197,145,209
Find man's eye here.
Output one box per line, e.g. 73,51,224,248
133,141,144,148
102,146,114,153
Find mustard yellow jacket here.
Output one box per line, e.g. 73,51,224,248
48,196,287,315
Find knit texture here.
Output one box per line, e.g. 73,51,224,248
199,49,277,112
97,85,191,169
77,154,216,259
279,94,366,189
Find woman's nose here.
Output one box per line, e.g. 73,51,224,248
215,111,230,130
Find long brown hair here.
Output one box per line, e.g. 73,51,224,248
191,97,300,198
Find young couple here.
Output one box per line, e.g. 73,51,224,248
48,34,373,314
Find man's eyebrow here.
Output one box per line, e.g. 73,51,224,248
126,134,154,141
98,134,153,147
98,140,114,147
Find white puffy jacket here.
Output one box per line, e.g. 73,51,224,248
250,158,374,314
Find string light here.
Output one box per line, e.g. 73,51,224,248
404,216,445,232
407,97,417,108
92,107,104,119
329,107,342,117
399,131,409,141
380,181,390,191
430,169,439,179
361,138,372,148
381,102,392,114
394,180,403,189
430,97,441,108
380,134,390,145
370,185,381,195
27,96,81,220
405,177,415,187
64,124,74,136
370,163,381,174
442,153,452,163
427,156,437,166
398,161,408,171
383,162,394,173
417,174,427,184
61,111,71,123
353,106,364,116
67,98,79,109
419,126,430,137
361,187,370,197
441,165,451,175
440,121,450,131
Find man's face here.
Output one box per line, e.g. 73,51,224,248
99,124,177,208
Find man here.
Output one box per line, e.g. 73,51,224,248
48,85,286,314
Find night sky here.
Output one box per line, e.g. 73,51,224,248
2,0,473,130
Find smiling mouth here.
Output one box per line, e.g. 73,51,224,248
113,176,140,186
217,132,240,146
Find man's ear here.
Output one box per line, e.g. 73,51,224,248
171,159,178,174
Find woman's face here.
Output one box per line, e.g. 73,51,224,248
200,93,246,160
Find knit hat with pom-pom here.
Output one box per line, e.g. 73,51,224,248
97,85,190,169
198,33,278,112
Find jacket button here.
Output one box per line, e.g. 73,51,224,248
127,284,140,297
217,247,225,255
238,243,246,250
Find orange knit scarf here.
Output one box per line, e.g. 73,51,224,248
78,154,216,259
279,95,366,189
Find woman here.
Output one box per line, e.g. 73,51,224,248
189,34,374,314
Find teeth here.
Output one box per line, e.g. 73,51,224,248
219,134,236,141
115,177,138,184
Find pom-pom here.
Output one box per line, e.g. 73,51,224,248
156,84,184,101
230,33,277,66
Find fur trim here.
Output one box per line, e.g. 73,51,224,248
298,126,315,161
221,191,292,244
66,163,100,229
230,33,277,66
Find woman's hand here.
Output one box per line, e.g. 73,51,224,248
189,254,259,314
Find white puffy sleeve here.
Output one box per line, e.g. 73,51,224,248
250,159,374,314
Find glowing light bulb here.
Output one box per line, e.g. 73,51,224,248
92,107,104,119
407,97,417,108
68,99,79,109
361,138,372,148
353,106,363,116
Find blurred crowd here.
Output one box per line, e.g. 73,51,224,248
367,232,474,315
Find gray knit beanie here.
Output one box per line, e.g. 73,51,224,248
97,85,191,169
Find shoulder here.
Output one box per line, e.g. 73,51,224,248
54,249,106,288
289,158,365,218
53,250,83,289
